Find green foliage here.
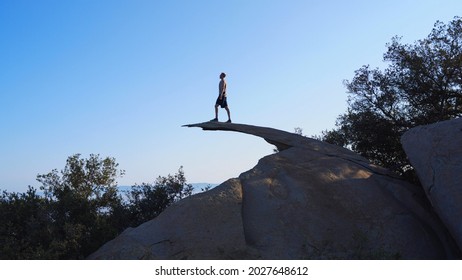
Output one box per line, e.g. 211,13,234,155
33,154,125,259
0,187,51,259
322,16,462,178
124,166,193,227
0,154,193,259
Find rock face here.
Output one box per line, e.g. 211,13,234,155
89,122,458,259
89,179,248,259
401,118,462,251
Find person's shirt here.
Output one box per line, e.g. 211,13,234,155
219,79,227,97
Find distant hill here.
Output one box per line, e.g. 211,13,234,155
116,183,218,195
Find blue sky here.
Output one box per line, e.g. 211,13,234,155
1,0,461,192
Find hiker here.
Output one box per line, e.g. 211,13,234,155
211,72,231,123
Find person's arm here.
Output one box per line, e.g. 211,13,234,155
222,81,227,97
219,81,226,99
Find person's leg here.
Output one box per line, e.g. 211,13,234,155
211,104,219,121
225,106,231,122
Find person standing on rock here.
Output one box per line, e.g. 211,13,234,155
211,72,231,123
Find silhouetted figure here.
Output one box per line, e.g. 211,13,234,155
211,72,231,123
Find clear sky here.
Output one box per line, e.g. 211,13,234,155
1,0,461,192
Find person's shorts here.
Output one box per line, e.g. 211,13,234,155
215,96,228,108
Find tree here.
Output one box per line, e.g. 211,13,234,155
322,17,462,179
0,154,195,259
35,153,126,259
1,154,127,259
125,166,193,227
0,187,51,259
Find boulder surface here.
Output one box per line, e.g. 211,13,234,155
401,117,462,251
89,122,458,259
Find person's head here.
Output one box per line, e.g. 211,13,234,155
220,72,226,79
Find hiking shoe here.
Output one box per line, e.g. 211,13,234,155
226,119,232,123
210,118,218,122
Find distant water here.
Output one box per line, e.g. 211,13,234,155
12,183,218,198
116,183,218,195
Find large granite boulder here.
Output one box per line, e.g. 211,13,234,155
89,122,458,259
401,117,462,251
89,178,248,259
